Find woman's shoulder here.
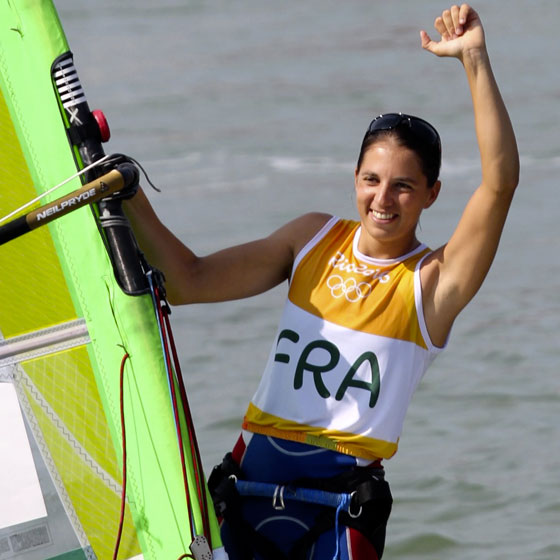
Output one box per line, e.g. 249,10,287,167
287,212,334,251
297,211,335,228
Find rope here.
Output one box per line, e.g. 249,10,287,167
147,271,213,548
161,304,213,545
0,152,160,226
147,271,196,537
0,155,112,225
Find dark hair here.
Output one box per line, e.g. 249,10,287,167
356,113,441,187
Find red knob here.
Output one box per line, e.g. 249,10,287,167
92,109,111,142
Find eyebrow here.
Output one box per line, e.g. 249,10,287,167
393,176,420,184
360,171,420,184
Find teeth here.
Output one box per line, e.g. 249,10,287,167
372,210,394,220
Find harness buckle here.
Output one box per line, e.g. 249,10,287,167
272,485,286,510
348,491,363,518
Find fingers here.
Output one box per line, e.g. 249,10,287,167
434,4,472,40
459,4,472,28
421,4,484,57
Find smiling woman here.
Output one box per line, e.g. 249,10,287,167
353,116,442,260
124,3,518,559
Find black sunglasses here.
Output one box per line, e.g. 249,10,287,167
366,113,441,152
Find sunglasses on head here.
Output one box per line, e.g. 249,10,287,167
366,113,441,152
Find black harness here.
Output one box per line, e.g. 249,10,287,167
208,453,393,560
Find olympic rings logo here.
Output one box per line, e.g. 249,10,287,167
326,275,372,302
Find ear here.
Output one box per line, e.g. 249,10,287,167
424,180,441,209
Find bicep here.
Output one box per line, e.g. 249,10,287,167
171,212,331,305
423,183,514,339
182,237,293,304
444,184,513,298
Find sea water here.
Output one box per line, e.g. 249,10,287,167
57,1,559,558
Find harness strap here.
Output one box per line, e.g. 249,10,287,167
235,480,351,511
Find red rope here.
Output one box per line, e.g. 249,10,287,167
113,352,130,560
162,308,212,544
153,283,213,548
154,288,196,527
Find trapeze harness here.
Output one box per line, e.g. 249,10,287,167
209,217,445,560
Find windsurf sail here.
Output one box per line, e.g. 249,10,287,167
0,1,223,559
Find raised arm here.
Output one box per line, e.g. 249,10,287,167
124,189,330,305
419,4,520,346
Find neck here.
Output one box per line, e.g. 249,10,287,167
356,229,421,260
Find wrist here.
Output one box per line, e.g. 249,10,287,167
461,45,490,72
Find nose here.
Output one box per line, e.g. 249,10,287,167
375,183,393,208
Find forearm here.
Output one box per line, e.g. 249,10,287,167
123,189,199,304
463,47,519,193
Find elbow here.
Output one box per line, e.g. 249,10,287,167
508,156,520,192
508,168,520,195
507,147,521,192
491,155,520,196
485,142,520,195
501,170,519,196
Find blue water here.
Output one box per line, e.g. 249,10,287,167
58,1,560,558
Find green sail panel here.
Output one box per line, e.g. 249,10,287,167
0,1,222,559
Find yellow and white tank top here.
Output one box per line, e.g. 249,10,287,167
243,217,445,460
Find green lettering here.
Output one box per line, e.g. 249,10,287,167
335,351,380,408
274,329,300,364
294,340,339,398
